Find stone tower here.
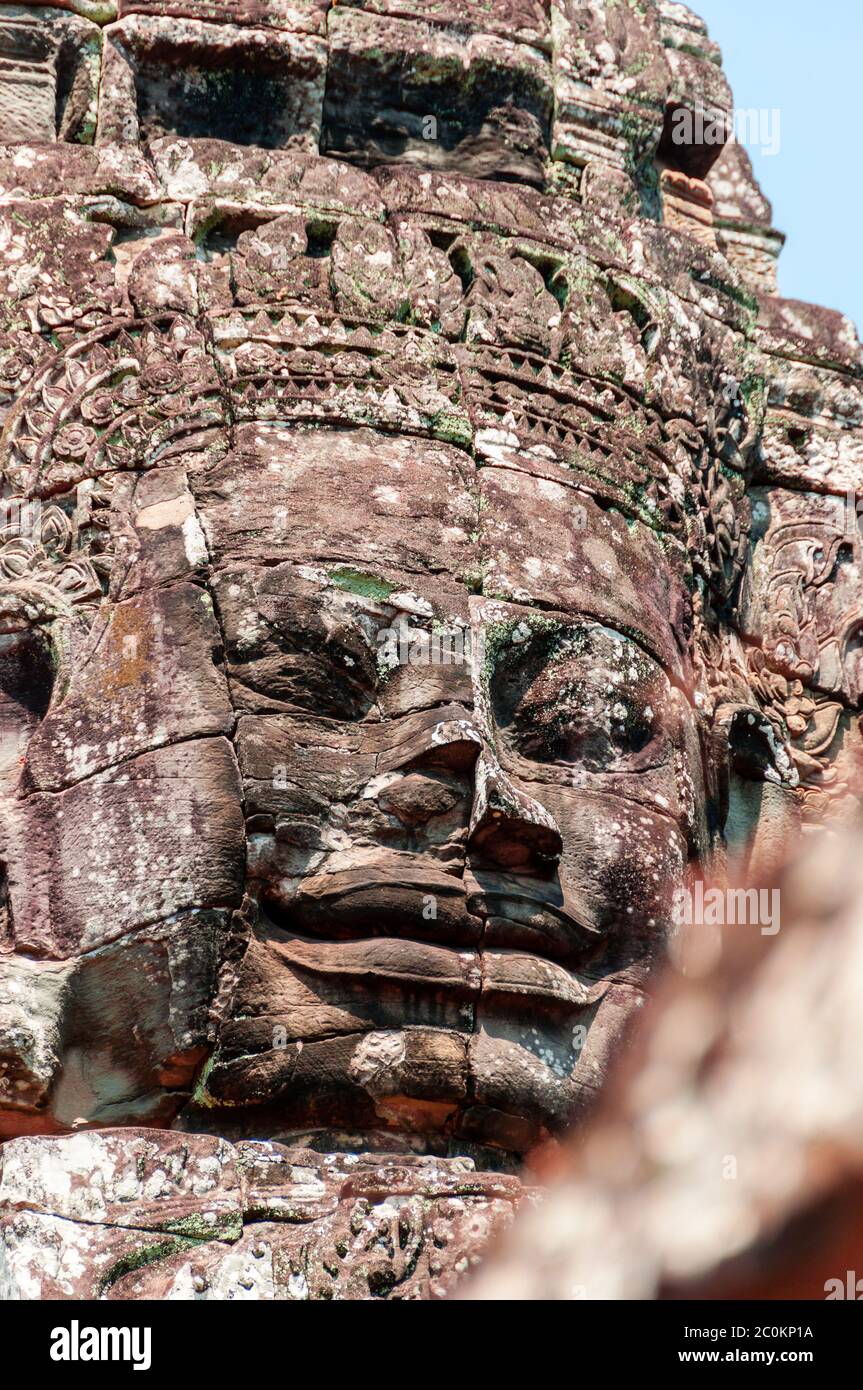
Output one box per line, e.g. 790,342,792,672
0,0,860,1299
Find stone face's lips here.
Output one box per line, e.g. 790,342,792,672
469,884,604,964
264,864,602,974
481,912,596,965
266,931,594,1016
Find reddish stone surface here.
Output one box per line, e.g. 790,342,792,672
0,1129,530,1298
0,0,859,1300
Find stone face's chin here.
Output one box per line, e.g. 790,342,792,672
188,1027,607,1162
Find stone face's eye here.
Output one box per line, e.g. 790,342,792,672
511,692,659,771
491,622,667,772
213,569,380,721
521,703,657,769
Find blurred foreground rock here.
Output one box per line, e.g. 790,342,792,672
465,825,863,1299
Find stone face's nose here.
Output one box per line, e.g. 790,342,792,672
467,750,563,873
377,771,469,827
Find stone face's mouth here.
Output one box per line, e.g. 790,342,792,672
258,922,599,1017
186,850,617,1156
188,869,611,1150
262,864,603,970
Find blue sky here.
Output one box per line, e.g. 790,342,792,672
692,0,862,336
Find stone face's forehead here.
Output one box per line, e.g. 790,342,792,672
476,463,692,679
190,422,694,681
194,423,478,578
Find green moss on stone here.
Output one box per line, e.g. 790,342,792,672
327,567,397,601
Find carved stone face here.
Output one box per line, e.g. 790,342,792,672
1,413,711,1159
226,430,705,1156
